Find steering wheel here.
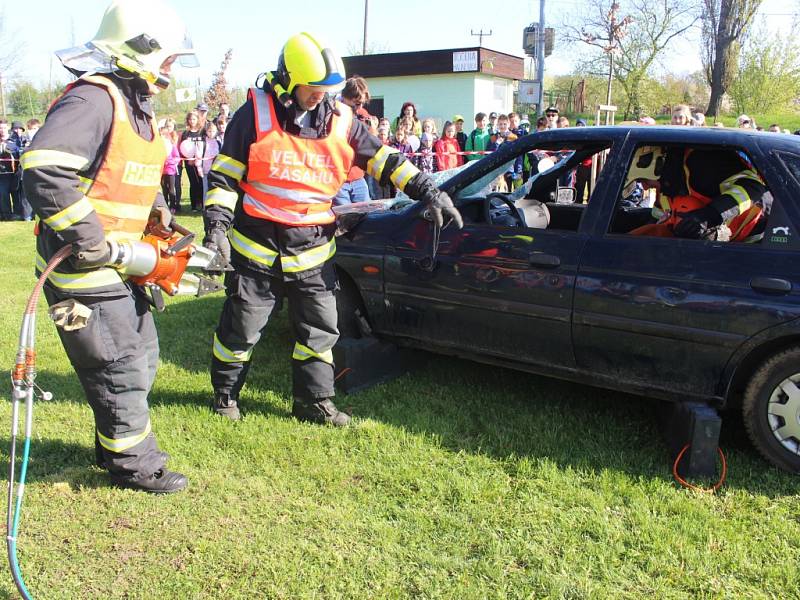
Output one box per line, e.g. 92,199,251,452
483,192,525,227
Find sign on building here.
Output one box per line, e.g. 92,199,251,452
175,87,196,103
518,80,541,104
452,51,478,72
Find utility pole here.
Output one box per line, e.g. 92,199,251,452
362,0,369,55
0,72,6,119
536,0,545,116
470,29,493,47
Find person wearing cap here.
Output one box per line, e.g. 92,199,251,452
452,114,467,152
487,111,498,135
544,106,559,129
202,32,462,424
20,0,200,493
195,102,209,127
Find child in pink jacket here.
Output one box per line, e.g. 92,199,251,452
161,125,182,213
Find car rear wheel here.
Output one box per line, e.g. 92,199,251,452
742,346,800,473
336,273,369,339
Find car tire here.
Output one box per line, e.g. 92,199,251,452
336,274,368,339
742,346,800,473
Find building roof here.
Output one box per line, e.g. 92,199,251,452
343,47,524,81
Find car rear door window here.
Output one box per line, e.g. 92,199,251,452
608,144,772,243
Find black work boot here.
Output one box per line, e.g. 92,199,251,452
292,398,351,427
212,392,241,420
111,468,188,494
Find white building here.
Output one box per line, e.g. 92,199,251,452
343,47,524,129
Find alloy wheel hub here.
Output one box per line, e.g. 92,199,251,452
768,373,800,455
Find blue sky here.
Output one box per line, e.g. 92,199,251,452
1,0,796,89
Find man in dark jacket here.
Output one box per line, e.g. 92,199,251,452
9,120,32,220
204,33,462,424
21,0,199,493
0,119,19,220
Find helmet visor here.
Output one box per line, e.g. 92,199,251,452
172,31,199,68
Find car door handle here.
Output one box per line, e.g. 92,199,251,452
528,253,561,268
750,277,792,294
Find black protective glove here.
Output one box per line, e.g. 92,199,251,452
335,211,366,237
428,189,463,229
203,222,231,267
71,240,111,270
673,205,723,239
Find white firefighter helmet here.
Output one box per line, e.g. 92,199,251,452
624,146,665,190
622,146,666,198
515,198,550,229
55,0,198,89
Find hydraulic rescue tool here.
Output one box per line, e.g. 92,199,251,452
7,221,225,600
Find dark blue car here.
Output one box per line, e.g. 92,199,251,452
334,126,800,473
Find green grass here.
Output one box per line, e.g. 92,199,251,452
0,219,798,599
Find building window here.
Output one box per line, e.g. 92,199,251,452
493,81,507,103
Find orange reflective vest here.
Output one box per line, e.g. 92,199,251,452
74,75,166,242
239,88,355,226
657,192,763,242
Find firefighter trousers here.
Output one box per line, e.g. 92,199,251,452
44,286,167,481
210,267,339,402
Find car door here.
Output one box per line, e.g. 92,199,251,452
383,213,585,369
572,137,800,400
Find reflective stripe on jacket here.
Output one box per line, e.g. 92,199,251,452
238,88,355,226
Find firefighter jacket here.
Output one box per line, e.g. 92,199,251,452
205,88,435,280
655,148,770,241
22,73,168,297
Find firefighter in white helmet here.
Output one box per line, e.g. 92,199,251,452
204,33,463,423
21,0,198,493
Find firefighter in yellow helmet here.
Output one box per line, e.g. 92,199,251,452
21,0,198,493
204,33,462,423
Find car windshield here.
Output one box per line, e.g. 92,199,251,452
454,160,515,199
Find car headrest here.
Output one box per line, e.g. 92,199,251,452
515,198,550,229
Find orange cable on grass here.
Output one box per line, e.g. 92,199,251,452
672,444,727,492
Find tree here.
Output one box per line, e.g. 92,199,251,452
728,20,800,114
573,2,633,108
344,40,391,56
564,0,699,119
0,10,26,117
8,81,46,117
701,0,762,118
205,49,233,113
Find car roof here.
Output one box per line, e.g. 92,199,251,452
520,125,800,151
441,125,800,194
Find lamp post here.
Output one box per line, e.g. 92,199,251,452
362,0,369,55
